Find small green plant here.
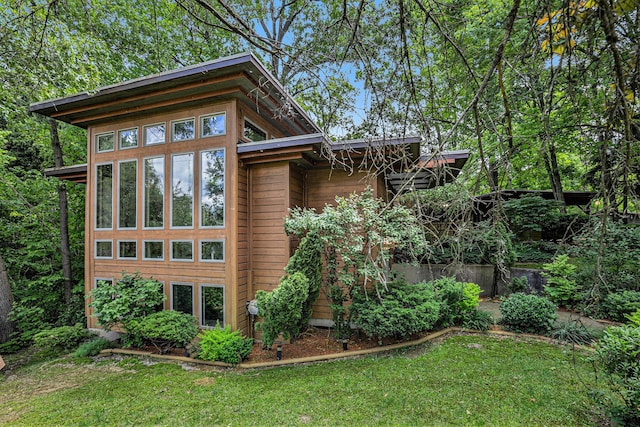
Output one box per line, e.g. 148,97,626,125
72,337,114,357
349,280,440,342
550,321,601,345
432,277,481,327
88,272,166,330
626,309,640,327
600,290,640,322
33,324,93,354
499,293,557,335
255,272,309,348
508,276,529,293
542,254,580,308
462,310,494,331
198,323,253,364
124,311,198,354
591,325,640,425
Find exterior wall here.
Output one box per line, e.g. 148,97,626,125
235,162,249,332
85,101,237,329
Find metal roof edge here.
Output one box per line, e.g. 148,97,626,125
237,133,326,153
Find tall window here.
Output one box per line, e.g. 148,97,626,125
171,283,194,315
96,163,113,229
171,153,194,228
201,285,224,327
144,157,164,228
200,149,224,227
118,160,137,229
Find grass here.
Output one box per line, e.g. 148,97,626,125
0,335,601,426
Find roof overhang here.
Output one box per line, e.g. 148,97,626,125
474,189,597,207
29,52,320,136
387,150,470,193
43,164,88,184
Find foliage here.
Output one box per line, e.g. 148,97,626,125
550,321,601,346
197,323,253,365
503,194,562,236
33,324,93,356
592,326,640,425
431,277,481,327
7,303,51,348
88,272,165,330
283,230,323,335
72,337,114,358
508,276,529,294
626,309,640,327
600,291,640,323
349,280,440,342
255,272,309,349
499,293,558,335
514,240,560,263
461,310,494,332
542,254,580,308
124,310,198,354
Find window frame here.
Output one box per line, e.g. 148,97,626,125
95,131,115,153
142,240,164,261
170,117,195,142
143,122,166,146
199,112,226,138
94,240,113,259
94,278,113,289
117,240,138,260
243,118,267,142
142,155,165,230
199,240,225,262
170,282,194,315
200,284,225,328
95,161,114,231
118,127,139,150
117,159,138,230
170,240,194,262
199,148,225,229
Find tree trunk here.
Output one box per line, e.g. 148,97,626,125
0,253,14,343
543,141,566,212
49,118,73,304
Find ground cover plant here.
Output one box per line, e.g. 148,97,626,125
0,335,600,426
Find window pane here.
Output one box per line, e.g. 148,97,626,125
172,284,193,314
172,241,193,260
118,128,138,149
144,157,164,228
118,241,137,258
96,133,114,152
244,121,266,142
144,241,163,260
200,150,224,227
144,123,165,145
96,164,113,229
201,286,224,327
172,119,194,142
171,153,194,227
200,241,224,261
95,241,112,258
201,114,225,137
119,160,137,229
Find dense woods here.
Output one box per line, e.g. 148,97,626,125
0,0,638,346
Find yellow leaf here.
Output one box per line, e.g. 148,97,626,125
553,45,565,55
625,90,635,102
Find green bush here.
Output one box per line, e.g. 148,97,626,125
550,321,601,345
350,280,440,342
432,277,481,327
592,326,640,425
626,309,640,327
462,310,494,331
600,291,640,322
88,272,165,330
8,303,51,347
124,311,198,354
72,337,114,357
33,324,93,353
198,324,253,364
542,254,580,308
508,276,529,294
499,293,557,335
255,272,309,349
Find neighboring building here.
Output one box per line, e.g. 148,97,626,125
31,52,466,332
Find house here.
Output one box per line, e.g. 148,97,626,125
31,52,467,333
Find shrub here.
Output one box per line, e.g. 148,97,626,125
8,303,51,347
255,272,309,348
33,324,93,353
600,291,640,322
350,280,440,342
462,310,494,331
626,309,640,327
550,321,601,345
88,272,165,330
508,276,529,294
124,311,198,354
198,324,253,364
72,337,114,357
432,277,481,327
592,326,640,425
499,293,557,335
542,254,580,308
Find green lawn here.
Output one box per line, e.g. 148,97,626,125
1,335,601,426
